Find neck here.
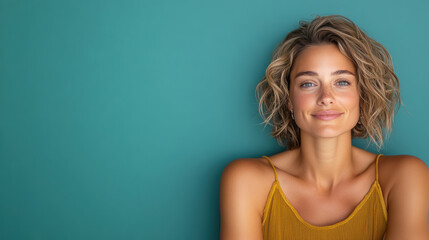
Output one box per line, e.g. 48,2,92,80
298,131,355,191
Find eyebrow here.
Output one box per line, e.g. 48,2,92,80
294,70,355,79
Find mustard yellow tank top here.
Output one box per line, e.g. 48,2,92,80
261,154,388,240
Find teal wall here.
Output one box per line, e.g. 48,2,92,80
1,0,428,239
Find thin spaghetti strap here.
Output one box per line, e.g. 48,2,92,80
375,154,383,182
262,156,278,182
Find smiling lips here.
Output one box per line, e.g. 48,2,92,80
311,110,343,120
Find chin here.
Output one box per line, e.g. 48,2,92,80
304,127,354,139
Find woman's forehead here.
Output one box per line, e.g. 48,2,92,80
290,44,356,80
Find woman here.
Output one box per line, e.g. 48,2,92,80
220,15,429,240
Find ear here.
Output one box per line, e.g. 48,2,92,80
287,100,293,112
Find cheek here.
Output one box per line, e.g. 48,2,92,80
341,92,360,118
291,93,315,111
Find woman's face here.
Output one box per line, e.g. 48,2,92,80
289,43,360,139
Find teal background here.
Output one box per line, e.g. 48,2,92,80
1,0,428,239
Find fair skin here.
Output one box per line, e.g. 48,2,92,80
219,43,429,240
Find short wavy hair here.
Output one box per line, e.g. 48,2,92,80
256,15,401,150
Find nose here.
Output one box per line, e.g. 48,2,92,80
317,86,335,106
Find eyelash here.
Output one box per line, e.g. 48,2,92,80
299,80,351,88
336,80,351,86
300,82,315,88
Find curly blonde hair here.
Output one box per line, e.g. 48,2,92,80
256,15,401,150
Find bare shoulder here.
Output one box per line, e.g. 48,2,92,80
379,155,428,185
380,155,429,239
221,158,266,188
380,154,427,167
221,158,267,181
379,155,428,196
219,157,273,240
220,157,274,202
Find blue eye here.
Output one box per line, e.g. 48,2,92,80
337,80,350,86
300,82,315,88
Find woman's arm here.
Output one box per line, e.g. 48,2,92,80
219,159,264,240
384,156,429,240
